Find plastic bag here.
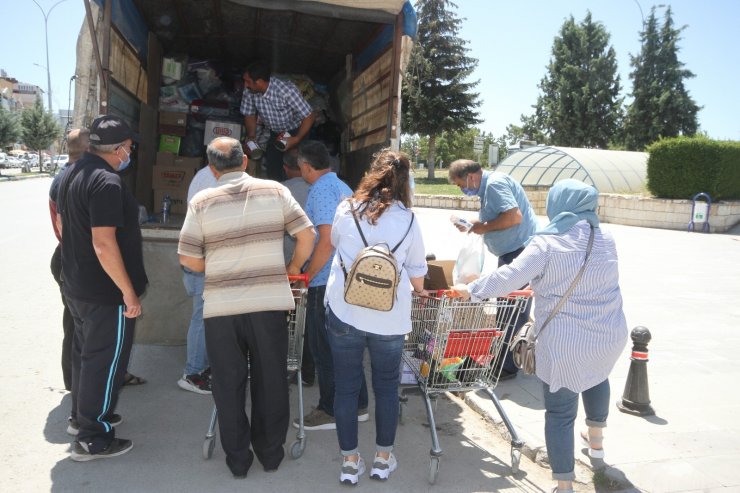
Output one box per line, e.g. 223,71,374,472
453,233,485,284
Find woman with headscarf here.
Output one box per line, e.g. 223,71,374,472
324,148,427,485
453,179,628,493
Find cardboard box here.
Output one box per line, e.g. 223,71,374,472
204,120,242,145
156,152,204,169
152,166,195,191
154,188,188,215
159,111,188,137
159,134,181,154
156,151,175,166
173,156,203,168
424,260,455,291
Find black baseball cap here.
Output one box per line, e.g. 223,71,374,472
88,115,138,145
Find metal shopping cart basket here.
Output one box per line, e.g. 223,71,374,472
202,274,310,460
400,289,532,483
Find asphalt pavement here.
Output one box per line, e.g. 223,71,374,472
0,177,572,493
3,176,739,492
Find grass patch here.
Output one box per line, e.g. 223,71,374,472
412,169,463,196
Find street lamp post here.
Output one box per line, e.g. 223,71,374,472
31,0,70,115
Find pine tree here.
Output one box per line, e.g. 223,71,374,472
402,0,481,178
20,98,61,173
535,12,623,148
623,7,700,150
0,105,21,149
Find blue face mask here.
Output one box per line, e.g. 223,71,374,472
117,147,131,172
461,174,478,196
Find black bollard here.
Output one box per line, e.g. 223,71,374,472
617,326,655,416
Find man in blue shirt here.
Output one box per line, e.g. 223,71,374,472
449,159,537,380
294,140,368,430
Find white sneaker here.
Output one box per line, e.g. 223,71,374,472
370,453,397,481
339,455,366,485
357,407,369,423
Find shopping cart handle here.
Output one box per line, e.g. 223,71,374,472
506,289,533,298
288,273,309,284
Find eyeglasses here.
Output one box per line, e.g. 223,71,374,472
116,143,137,152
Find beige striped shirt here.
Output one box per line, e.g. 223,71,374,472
178,171,313,318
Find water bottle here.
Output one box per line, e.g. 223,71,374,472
161,194,171,224
450,214,473,232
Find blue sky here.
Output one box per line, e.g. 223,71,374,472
2,0,738,140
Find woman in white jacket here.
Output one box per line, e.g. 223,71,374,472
454,179,628,493
324,149,427,485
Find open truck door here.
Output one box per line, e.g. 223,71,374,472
76,0,417,207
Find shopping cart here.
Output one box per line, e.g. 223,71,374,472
400,289,532,483
202,274,310,460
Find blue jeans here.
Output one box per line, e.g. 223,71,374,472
182,267,209,375
543,379,610,480
306,286,368,416
326,306,404,455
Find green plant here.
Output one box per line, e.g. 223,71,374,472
646,137,740,200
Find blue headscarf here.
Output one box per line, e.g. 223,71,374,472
537,179,600,235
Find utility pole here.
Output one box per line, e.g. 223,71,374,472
31,0,70,115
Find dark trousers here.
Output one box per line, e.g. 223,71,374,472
67,298,135,453
264,126,299,182
50,244,74,391
205,311,290,474
497,246,532,374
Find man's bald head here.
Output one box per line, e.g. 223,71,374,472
67,128,90,163
206,136,245,172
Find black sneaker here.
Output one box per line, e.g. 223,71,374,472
177,373,212,394
70,438,133,462
67,414,122,436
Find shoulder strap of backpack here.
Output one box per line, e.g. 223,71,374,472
390,212,415,254
351,210,369,247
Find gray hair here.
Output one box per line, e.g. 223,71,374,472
207,137,244,172
89,142,124,153
448,159,481,181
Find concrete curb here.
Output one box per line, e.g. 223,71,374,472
462,391,637,491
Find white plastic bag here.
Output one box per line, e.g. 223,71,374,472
453,233,486,284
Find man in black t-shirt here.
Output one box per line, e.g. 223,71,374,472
56,115,148,461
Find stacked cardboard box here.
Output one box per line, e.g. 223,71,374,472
152,151,200,215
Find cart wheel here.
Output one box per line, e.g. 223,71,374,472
510,448,521,473
203,437,216,460
428,456,440,484
290,439,305,459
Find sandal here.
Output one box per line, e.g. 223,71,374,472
123,372,147,386
580,430,605,459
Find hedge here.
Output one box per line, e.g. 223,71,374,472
646,137,740,201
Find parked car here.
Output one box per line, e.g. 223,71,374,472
0,153,7,168
54,154,69,167
7,157,23,168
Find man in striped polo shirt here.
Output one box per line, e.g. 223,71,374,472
178,137,315,478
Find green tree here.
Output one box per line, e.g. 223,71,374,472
20,98,61,173
623,6,700,150
402,0,481,178
535,11,623,148
0,105,22,149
